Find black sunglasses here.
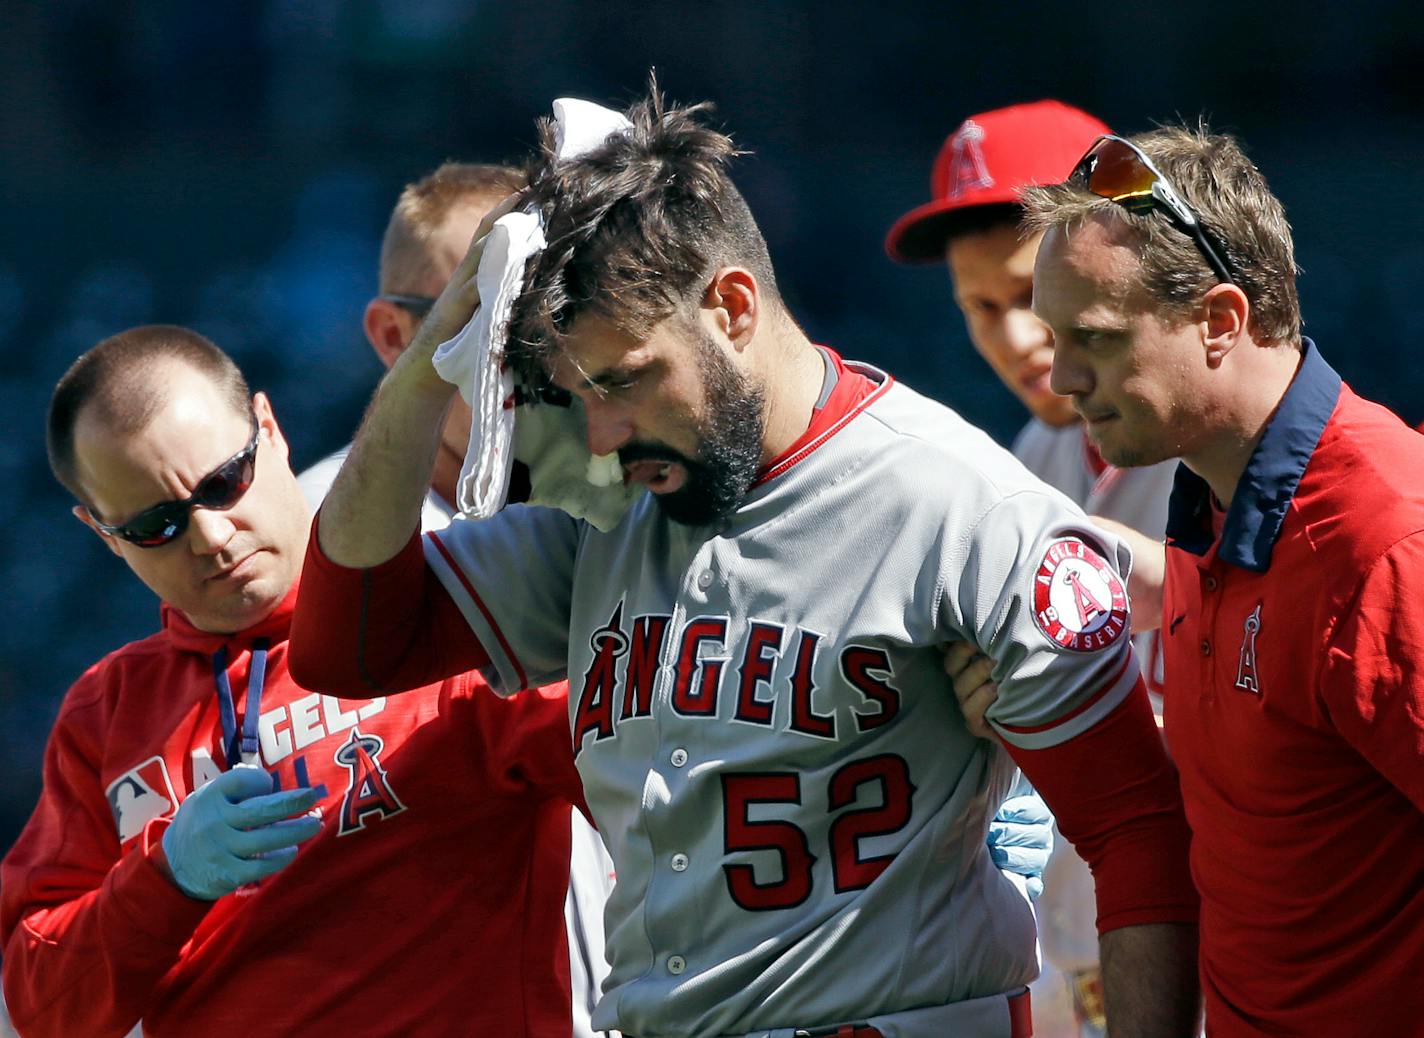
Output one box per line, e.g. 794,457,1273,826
89,416,262,547
1071,134,1238,285
378,293,437,318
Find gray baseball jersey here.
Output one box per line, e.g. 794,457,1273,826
424,357,1139,1037
299,446,621,1038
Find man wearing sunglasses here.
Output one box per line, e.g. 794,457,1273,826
2,325,589,1036
1021,128,1424,1036
887,101,1183,1038
298,160,622,1038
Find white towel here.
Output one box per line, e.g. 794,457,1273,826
430,97,638,531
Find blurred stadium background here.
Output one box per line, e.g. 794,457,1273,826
2,3,1423,1023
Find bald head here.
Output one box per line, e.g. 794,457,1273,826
48,325,251,504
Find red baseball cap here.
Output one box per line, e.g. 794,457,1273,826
885,99,1111,264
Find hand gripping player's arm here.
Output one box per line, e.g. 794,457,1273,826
944,494,1200,1037
947,643,1198,1030
1,685,316,1038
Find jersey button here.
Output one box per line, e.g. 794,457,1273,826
671,853,689,872
667,954,687,975
1204,575,1220,592
697,570,714,590
1200,639,1212,656
670,748,689,767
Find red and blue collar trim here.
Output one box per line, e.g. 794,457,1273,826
1166,338,1341,571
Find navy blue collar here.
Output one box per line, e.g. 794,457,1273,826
1165,338,1341,572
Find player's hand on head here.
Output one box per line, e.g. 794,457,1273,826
413,190,527,353
943,641,1001,741
159,764,324,901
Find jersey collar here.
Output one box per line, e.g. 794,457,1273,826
1165,337,1341,571
752,345,887,487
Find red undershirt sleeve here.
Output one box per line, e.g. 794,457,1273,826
289,512,490,696
1002,676,1199,934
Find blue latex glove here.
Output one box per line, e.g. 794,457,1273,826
161,765,323,900
987,791,1055,900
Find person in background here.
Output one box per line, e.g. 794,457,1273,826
886,100,1181,1038
296,161,620,1037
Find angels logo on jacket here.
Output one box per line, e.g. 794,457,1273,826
106,756,178,844
334,727,406,836
1032,537,1129,652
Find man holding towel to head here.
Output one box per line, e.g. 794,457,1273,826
291,84,1200,1038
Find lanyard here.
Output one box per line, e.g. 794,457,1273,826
212,639,269,768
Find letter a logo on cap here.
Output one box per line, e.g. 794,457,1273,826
945,120,995,200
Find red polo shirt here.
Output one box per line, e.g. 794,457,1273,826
1161,341,1424,1036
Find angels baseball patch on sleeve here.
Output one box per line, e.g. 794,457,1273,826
1032,537,1129,653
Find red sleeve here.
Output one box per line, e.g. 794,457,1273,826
476,678,594,826
1320,534,1424,811
1003,676,1199,935
1,690,211,1038
289,512,491,696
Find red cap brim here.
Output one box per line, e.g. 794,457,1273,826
885,187,1023,264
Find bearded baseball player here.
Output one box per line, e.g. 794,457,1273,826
886,100,1182,1038
290,86,1200,1037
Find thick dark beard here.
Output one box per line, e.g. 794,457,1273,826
622,332,767,527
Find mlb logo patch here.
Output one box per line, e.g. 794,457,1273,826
106,756,178,844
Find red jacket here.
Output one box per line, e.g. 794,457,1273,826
1,585,587,1038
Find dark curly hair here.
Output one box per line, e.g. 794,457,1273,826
507,77,778,378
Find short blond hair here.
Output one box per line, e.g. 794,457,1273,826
1022,124,1301,346
379,162,525,293
48,325,251,504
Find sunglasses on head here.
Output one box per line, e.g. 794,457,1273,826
1071,134,1238,285
89,415,262,548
